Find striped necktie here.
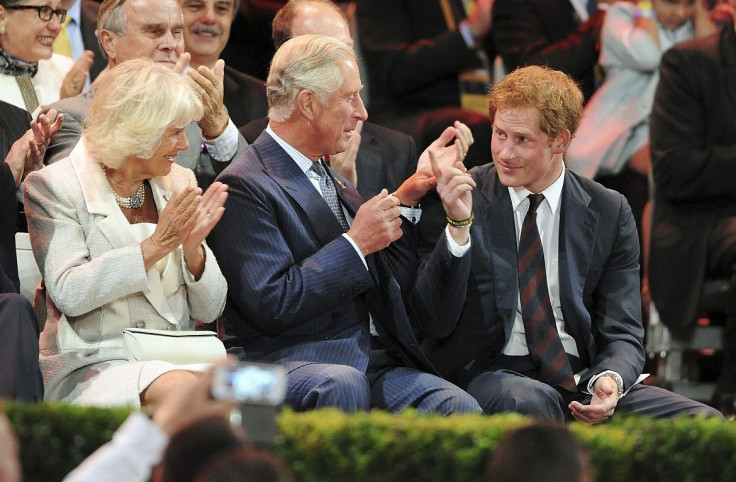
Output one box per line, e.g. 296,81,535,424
518,194,576,391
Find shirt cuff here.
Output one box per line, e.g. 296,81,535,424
445,226,471,257
400,206,422,224
202,118,239,162
342,233,368,270
587,370,624,398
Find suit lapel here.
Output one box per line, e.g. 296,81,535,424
253,133,346,246
557,171,597,347
478,169,519,337
353,129,384,198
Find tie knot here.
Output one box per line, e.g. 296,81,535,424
527,194,544,214
309,160,326,177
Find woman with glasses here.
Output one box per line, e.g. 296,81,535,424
0,0,91,115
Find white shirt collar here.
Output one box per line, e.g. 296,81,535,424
509,166,566,216
265,124,317,175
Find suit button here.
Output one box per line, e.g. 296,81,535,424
135,321,146,328
167,325,178,331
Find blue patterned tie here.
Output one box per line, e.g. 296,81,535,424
310,160,350,232
518,194,576,392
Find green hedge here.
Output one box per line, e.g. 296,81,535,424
4,402,736,482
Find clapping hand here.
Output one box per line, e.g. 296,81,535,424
5,108,63,187
188,59,229,139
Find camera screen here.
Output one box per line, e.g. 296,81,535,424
212,363,287,405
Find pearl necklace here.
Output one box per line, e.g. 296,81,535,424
102,166,146,209
112,182,146,209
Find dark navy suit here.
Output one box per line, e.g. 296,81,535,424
208,131,480,413
412,165,720,420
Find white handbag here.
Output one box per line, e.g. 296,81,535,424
122,328,227,365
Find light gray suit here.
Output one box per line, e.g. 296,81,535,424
24,139,227,406
41,92,247,189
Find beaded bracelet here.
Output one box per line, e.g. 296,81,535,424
446,212,474,228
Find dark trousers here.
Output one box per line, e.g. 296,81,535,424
0,293,43,402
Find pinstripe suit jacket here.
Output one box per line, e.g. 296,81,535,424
209,131,435,374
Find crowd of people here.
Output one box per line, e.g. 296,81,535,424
2,0,736,479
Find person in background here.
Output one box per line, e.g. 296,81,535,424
0,103,61,402
411,65,722,422
42,0,246,191
649,11,736,417
355,0,494,169
178,0,268,129
24,58,228,408
0,0,93,115
491,0,615,103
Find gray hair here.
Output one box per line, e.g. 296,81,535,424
83,58,203,169
96,0,130,60
267,34,357,122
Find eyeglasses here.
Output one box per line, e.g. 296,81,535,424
4,5,67,22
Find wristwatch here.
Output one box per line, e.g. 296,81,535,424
602,373,624,400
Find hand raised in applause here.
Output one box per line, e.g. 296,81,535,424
330,120,362,187
188,59,229,139
347,189,402,256
394,121,473,207
182,181,228,256
60,50,94,99
5,109,63,187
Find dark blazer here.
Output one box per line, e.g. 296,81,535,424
80,0,106,82
356,0,494,119
0,100,31,291
411,166,644,390
649,26,736,337
208,131,434,374
491,0,605,101
239,118,418,200
222,65,268,129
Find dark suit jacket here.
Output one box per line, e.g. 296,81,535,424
411,166,644,390
42,92,247,189
208,131,434,374
239,118,418,200
222,65,268,129
356,0,494,119
80,0,106,82
649,26,736,337
0,100,31,291
491,0,605,101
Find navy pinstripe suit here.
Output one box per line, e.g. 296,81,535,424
208,131,480,413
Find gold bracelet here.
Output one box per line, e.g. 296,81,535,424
446,212,474,227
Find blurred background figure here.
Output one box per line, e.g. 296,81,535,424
486,423,593,482
53,0,105,90
356,0,494,169
491,0,614,103
0,0,93,114
178,0,268,129
24,59,228,409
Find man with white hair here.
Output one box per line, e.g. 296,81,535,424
209,34,481,414
43,0,246,189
